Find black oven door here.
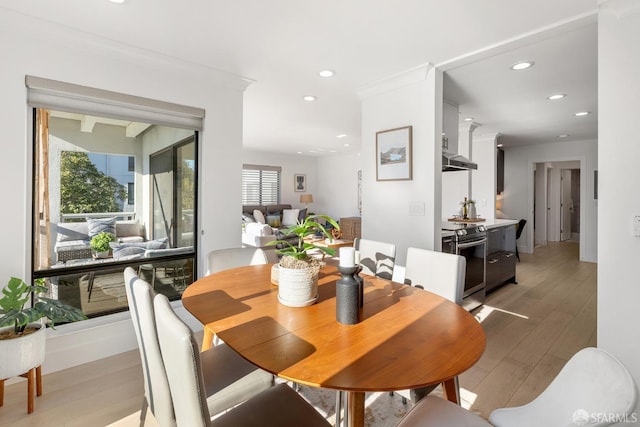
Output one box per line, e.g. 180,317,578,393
456,238,487,297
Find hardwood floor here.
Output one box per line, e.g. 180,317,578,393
463,241,596,418
0,242,595,426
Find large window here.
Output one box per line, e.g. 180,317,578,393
32,109,198,318
242,164,281,205
27,78,204,321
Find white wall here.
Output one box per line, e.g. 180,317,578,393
598,1,640,423
359,65,442,266
442,170,469,219
471,134,498,222
502,139,597,262
242,150,318,210
316,154,362,220
0,11,247,374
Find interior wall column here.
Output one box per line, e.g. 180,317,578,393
458,121,479,198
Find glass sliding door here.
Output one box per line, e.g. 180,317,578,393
150,136,196,248
176,141,195,247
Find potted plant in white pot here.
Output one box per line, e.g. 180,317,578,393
269,214,340,307
90,231,115,258
0,277,87,411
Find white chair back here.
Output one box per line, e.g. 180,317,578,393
489,347,638,427
124,267,176,427
354,238,396,280
154,294,213,427
404,247,466,304
206,247,269,276
153,293,331,427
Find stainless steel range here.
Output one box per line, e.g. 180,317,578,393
442,222,487,311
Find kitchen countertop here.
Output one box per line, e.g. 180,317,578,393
441,218,518,236
483,219,519,229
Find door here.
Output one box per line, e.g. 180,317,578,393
561,169,572,241
150,136,196,248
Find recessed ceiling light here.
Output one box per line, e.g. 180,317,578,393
547,94,566,100
510,61,534,71
558,134,570,138
319,70,336,78
108,0,126,3
575,111,590,116
302,95,317,102
336,134,347,138
343,143,351,147
464,117,473,122
297,151,303,154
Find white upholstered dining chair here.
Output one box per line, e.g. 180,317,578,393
391,247,467,404
353,237,396,280
123,267,274,426
404,247,466,304
153,293,332,427
205,247,269,276
396,347,637,427
489,347,637,427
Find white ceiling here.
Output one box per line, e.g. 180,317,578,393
2,0,598,154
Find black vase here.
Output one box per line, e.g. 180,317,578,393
336,265,362,325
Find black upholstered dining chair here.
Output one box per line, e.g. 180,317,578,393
515,219,527,262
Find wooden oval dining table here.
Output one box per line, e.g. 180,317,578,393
182,263,486,427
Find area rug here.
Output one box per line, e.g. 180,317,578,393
294,383,420,426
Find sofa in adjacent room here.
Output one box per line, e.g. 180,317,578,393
241,204,307,250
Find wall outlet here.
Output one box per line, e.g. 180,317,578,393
634,215,640,237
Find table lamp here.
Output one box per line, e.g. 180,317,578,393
300,194,313,209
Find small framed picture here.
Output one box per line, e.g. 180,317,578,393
376,126,413,181
294,174,306,192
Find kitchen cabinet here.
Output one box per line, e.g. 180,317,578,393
340,217,361,241
486,223,517,293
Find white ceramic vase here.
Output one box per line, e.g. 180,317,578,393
468,204,477,219
0,323,46,380
277,266,318,307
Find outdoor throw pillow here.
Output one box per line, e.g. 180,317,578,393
110,237,169,260
87,217,117,237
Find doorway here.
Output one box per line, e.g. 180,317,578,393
533,161,581,249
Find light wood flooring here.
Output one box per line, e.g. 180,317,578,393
0,242,595,426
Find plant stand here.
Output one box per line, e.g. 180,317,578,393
0,324,46,414
0,365,43,414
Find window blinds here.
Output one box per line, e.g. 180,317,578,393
242,164,281,205
25,76,205,131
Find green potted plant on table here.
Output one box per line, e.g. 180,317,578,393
269,214,340,307
90,231,116,258
0,277,87,412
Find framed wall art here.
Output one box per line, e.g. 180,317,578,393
294,173,306,192
376,126,413,181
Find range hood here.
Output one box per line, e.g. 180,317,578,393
442,151,478,172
